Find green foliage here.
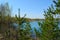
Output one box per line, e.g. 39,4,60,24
53,0,60,14
36,0,60,40
17,22,32,40
0,0,60,40
0,3,32,40
15,8,32,40
34,0,60,40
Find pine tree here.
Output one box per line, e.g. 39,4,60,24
38,0,60,40
15,8,32,40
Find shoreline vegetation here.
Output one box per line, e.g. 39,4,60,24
11,17,44,22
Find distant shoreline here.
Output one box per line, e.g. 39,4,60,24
23,18,44,22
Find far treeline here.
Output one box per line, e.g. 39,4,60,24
0,0,60,40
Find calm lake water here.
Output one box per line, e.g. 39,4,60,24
30,21,40,30
13,20,60,30
13,21,41,30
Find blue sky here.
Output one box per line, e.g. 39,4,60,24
0,0,53,19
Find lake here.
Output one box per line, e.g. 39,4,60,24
12,21,41,30
13,20,60,30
